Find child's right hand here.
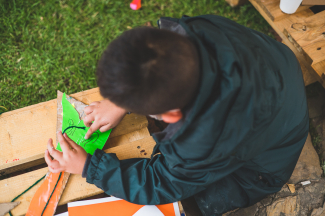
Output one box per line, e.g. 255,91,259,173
83,99,127,139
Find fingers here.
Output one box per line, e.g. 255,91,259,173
83,114,95,127
89,101,100,106
84,122,101,139
64,133,80,149
84,101,99,114
45,149,54,167
99,124,112,133
48,166,64,173
84,106,94,115
45,150,62,173
57,132,72,153
47,138,63,160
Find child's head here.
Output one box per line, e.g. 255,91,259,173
97,27,200,118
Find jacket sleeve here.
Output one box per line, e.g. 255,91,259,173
86,149,244,205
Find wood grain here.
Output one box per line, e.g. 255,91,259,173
0,88,148,176
284,11,325,66
254,0,310,22
0,136,156,216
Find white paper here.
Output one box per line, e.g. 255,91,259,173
55,212,69,216
133,206,165,216
68,197,121,208
301,180,311,186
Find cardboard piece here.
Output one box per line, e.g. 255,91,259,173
57,93,111,154
0,202,20,216
26,91,111,216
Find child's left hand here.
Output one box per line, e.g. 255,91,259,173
44,132,87,174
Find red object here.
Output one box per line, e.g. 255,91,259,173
130,0,141,10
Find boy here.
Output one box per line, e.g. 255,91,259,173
45,15,309,215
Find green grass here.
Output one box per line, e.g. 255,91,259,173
0,0,272,111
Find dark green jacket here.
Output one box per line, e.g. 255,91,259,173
86,15,308,207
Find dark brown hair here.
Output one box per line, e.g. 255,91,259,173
97,27,199,115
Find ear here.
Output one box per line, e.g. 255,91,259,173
161,109,183,123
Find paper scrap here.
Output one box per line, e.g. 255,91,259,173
55,212,69,216
133,206,164,216
57,93,112,155
301,180,311,186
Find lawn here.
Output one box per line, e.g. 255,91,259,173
0,0,272,112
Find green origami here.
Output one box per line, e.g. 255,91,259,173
56,93,112,155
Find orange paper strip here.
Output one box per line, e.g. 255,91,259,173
26,172,64,216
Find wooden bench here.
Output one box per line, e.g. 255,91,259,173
249,0,325,88
0,88,158,216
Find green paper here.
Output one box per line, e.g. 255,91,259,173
56,93,112,155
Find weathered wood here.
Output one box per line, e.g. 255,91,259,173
254,0,310,22
0,136,156,216
283,10,325,66
249,0,320,86
225,0,248,7
105,127,150,149
0,88,148,176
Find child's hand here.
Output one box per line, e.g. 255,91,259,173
83,99,127,139
44,132,87,174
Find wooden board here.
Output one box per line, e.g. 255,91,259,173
302,0,325,5
283,10,325,81
249,0,321,86
254,0,310,22
0,88,148,176
0,136,156,216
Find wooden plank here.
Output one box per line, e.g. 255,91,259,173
297,56,319,85
281,39,318,86
254,0,310,22
0,88,148,176
250,0,319,86
284,10,325,64
0,136,156,216
105,127,150,149
280,10,325,85
302,0,325,5
312,61,325,82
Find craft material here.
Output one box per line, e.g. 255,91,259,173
67,197,180,216
279,0,303,14
8,174,46,216
0,88,151,216
26,172,65,216
57,93,112,155
301,180,311,186
24,92,112,216
130,0,141,10
0,202,20,216
54,212,68,216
